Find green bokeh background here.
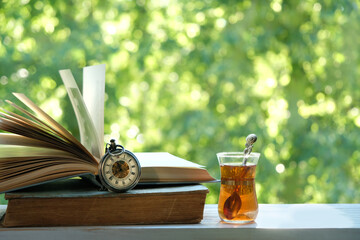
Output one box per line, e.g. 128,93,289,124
1,0,360,205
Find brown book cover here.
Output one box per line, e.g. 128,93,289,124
1,179,209,227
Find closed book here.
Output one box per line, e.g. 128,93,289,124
1,179,209,227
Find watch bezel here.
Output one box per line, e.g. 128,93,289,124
98,149,141,193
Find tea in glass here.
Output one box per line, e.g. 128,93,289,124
217,152,260,224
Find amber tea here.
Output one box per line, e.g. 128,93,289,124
218,163,258,223
217,136,259,223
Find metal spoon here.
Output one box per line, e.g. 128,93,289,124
223,191,241,220
243,134,257,165
223,134,258,219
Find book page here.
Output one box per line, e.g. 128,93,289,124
59,69,102,159
133,152,216,183
0,133,54,149
134,152,205,168
0,110,69,148
83,64,105,156
0,164,96,193
10,94,77,143
0,145,80,159
2,98,97,164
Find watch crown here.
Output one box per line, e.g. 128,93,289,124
109,139,116,151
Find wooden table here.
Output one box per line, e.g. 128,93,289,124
1,204,359,240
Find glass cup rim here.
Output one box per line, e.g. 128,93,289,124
216,152,260,158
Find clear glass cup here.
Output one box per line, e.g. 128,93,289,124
217,152,260,224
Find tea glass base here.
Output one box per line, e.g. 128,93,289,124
220,218,255,224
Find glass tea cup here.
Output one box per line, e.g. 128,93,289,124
217,152,260,224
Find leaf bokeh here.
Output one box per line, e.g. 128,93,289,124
1,0,360,204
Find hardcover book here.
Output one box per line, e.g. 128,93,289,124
1,179,209,227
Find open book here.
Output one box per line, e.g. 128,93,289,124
0,65,215,193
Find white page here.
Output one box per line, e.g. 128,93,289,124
59,69,102,159
83,64,105,156
134,152,205,168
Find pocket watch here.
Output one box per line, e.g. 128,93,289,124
98,139,141,192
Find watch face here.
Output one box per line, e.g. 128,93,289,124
100,150,141,192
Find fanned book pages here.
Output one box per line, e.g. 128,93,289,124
0,65,215,193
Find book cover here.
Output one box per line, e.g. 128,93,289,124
1,179,209,227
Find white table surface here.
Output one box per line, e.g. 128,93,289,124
1,204,359,240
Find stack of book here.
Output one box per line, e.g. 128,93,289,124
0,65,215,227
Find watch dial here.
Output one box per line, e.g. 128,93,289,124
112,160,129,178
102,152,140,191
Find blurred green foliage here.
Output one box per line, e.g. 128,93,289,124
1,0,360,205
